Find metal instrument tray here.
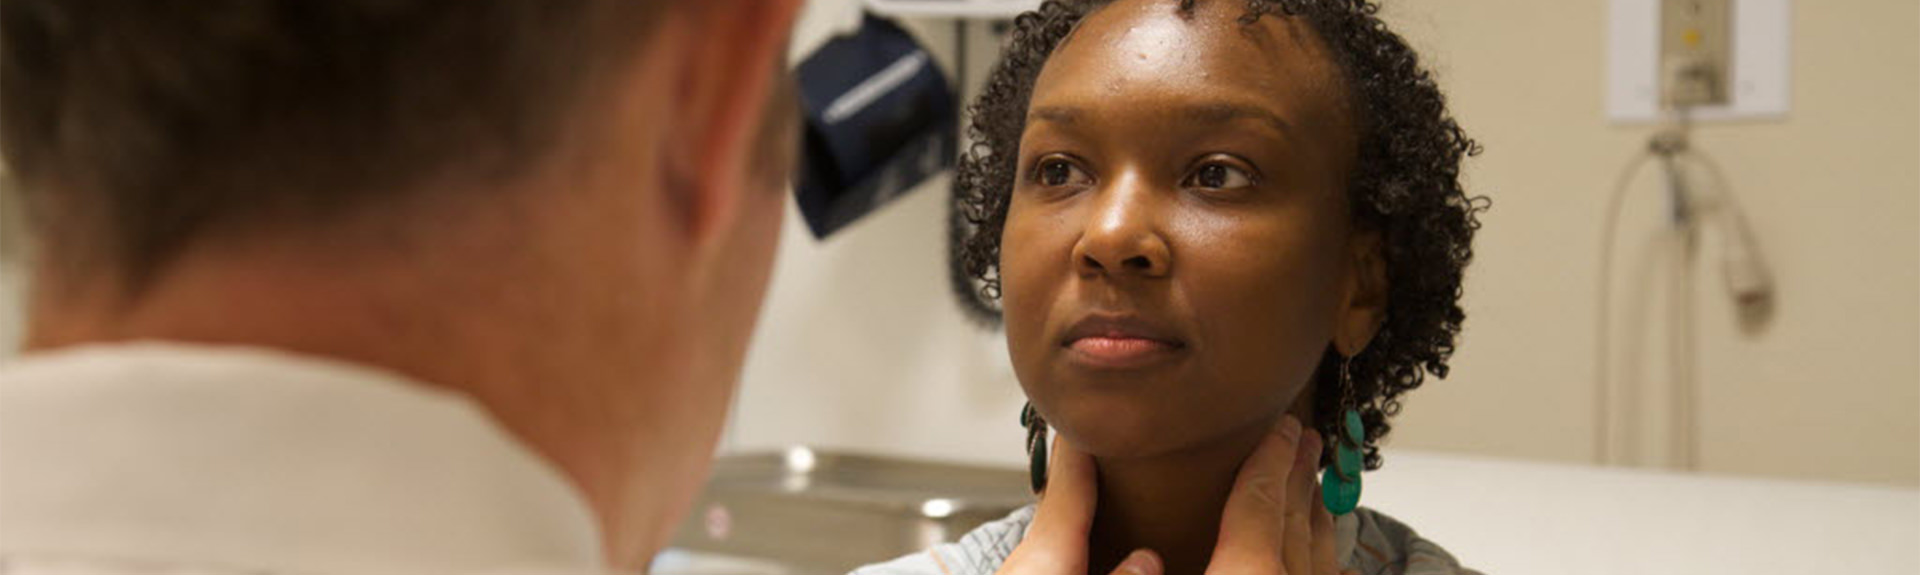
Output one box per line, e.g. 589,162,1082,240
668,448,1032,575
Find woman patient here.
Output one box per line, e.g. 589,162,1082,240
864,0,1483,574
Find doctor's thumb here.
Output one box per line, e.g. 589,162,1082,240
1111,549,1164,575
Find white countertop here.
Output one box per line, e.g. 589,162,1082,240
1365,450,1920,575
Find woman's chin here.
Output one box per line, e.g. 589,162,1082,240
1050,412,1200,460
1044,399,1284,463
1060,432,1181,461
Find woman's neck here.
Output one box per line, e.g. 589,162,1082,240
1085,415,1281,575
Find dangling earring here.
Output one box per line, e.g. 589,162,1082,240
1021,402,1049,494
1321,356,1365,516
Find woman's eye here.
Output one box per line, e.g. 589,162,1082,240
1037,159,1092,187
1186,163,1254,190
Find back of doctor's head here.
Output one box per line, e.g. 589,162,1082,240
0,0,795,295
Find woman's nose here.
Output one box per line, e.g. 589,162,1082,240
1071,176,1171,278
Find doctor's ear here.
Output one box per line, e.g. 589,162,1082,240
1335,229,1388,356
656,0,804,243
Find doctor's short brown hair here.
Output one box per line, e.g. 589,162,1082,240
1,0,669,290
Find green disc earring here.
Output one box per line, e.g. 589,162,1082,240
1322,357,1365,516
1021,402,1049,494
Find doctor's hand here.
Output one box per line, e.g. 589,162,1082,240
994,416,1350,575
995,434,1163,575
1209,417,1354,575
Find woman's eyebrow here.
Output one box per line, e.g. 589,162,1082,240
1026,102,1293,140
1182,102,1295,139
1027,105,1084,126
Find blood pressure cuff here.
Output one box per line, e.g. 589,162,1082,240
793,13,956,239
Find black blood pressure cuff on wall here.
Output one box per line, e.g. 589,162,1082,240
793,13,956,239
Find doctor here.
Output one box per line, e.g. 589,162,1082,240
0,1,1312,573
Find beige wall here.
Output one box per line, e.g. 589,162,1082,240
1379,0,1918,485
729,0,1920,486
1,173,23,362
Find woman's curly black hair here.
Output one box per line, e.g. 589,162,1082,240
949,0,1488,470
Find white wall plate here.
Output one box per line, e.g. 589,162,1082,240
1608,0,1792,123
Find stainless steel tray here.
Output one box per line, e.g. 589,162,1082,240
668,448,1033,575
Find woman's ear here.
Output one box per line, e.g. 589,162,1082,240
1335,229,1389,356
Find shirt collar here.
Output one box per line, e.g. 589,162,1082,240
0,342,605,573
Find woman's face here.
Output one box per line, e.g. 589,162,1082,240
1001,0,1366,459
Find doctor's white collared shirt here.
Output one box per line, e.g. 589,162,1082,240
0,342,607,574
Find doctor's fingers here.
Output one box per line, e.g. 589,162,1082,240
1206,415,1304,575
997,437,1103,575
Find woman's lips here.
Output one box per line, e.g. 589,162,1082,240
1064,334,1185,369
